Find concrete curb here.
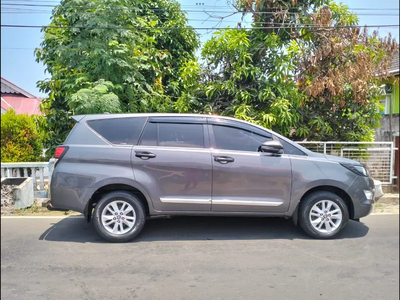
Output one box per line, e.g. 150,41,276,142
34,198,51,207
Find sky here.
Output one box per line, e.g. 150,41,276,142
1,0,399,98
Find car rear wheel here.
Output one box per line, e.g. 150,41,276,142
93,191,146,243
298,191,349,239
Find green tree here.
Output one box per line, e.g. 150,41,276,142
235,0,328,43
178,0,397,141
36,0,199,155
69,80,121,114
293,3,398,141
184,29,302,136
1,110,44,162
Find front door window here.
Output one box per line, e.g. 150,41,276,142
212,125,272,152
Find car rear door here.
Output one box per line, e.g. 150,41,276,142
208,119,292,213
131,117,212,212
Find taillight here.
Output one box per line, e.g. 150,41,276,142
55,146,68,159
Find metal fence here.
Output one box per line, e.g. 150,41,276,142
297,142,396,184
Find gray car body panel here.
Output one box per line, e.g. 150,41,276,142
285,155,359,216
50,113,374,221
210,150,292,212
131,146,213,212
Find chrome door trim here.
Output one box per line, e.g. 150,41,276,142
212,199,283,206
133,145,212,153
160,198,212,204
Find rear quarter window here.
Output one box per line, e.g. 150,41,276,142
87,117,146,145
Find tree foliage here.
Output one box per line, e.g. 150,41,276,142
236,0,328,42
177,30,301,136
293,4,398,141
36,0,199,155
1,110,44,162
69,80,121,114
37,0,399,149
177,0,398,141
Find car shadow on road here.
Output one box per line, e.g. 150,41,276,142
38,216,370,243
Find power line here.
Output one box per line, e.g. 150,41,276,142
0,18,249,23
1,2,399,10
1,3,399,13
0,13,391,25
1,47,38,50
1,9,399,16
1,0,234,6
2,24,399,30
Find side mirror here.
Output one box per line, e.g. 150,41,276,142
258,140,284,155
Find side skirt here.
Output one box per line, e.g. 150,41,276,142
149,210,287,218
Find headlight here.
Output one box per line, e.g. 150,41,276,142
340,163,368,177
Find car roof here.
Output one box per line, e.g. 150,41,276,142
73,113,227,121
72,113,311,155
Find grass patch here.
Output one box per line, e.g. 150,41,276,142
12,203,81,216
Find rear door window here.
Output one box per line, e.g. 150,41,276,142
140,122,205,148
139,122,158,146
87,117,146,145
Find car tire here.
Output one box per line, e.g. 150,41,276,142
298,191,349,239
92,191,146,243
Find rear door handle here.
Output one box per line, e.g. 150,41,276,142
214,156,234,164
135,151,156,159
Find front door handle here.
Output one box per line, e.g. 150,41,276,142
135,151,156,159
214,156,234,164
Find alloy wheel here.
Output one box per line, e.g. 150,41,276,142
101,200,136,234
309,200,343,233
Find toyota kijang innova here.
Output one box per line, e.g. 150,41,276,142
49,114,375,242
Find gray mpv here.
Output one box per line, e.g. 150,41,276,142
49,114,375,242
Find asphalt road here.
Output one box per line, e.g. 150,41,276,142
1,214,399,300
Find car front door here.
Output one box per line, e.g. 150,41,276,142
131,117,212,212
209,121,292,213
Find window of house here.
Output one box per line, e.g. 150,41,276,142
380,93,393,115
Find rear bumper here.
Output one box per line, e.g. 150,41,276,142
47,202,69,212
49,174,89,213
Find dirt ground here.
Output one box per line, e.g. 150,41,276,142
373,202,399,214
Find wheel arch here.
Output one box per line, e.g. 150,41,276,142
83,179,154,222
292,185,354,226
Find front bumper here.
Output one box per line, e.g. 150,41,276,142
347,175,375,219
373,179,384,202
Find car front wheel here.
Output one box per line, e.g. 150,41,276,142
298,191,349,239
93,191,146,243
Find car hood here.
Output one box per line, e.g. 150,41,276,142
307,151,361,165
323,154,361,165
